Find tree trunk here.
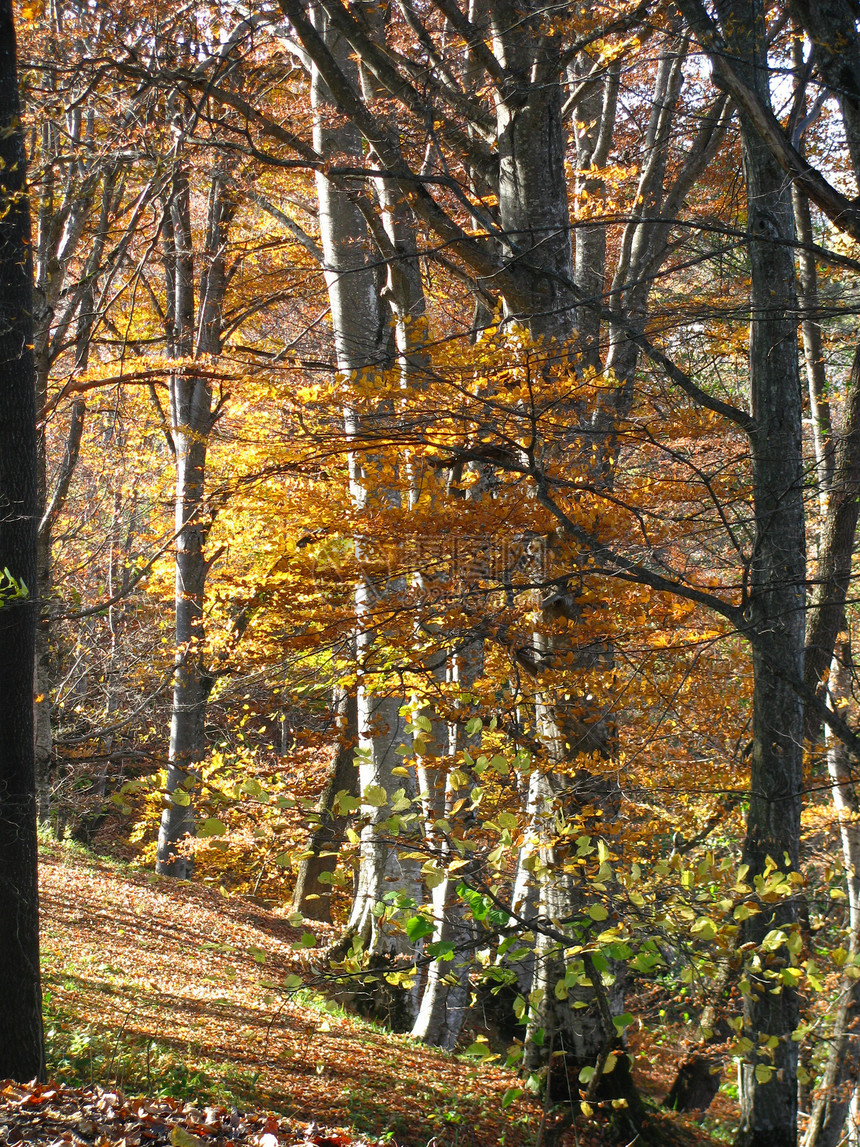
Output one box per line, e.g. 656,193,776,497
0,0,45,1079
157,163,233,877
792,182,833,511
293,687,359,922
491,0,575,343
307,8,421,970
664,947,736,1113
803,344,860,744
412,642,481,1049
726,1,806,1139
30,91,115,828
156,403,209,877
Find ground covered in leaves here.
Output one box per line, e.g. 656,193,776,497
26,840,735,1147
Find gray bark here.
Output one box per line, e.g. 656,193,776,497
720,0,806,1140
802,640,860,1147
156,163,234,877
31,99,121,823
490,0,575,341
793,181,833,509
412,641,482,1049
804,346,860,747
308,9,420,959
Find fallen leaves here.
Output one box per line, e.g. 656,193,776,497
38,844,541,1147
0,1081,376,1147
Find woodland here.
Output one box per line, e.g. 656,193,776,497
4,0,860,1144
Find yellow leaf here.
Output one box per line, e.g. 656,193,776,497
170,1129,209,1147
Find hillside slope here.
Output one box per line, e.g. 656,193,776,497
37,841,543,1146
14,841,733,1147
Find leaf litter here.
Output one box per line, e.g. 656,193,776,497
36,844,543,1147
0,1081,366,1147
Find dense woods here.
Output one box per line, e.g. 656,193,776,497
7,0,860,1143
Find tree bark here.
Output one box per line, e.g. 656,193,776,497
292,687,359,922
412,642,481,1049
308,8,420,969
0,0,45,1080
723,1,806,1141
157,164,233,877
803,346,860,744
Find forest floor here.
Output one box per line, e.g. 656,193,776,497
8,838,741,1147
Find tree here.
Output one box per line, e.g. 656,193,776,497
155,154,236,878
0,0,44,1081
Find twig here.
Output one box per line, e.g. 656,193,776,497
106,1007,135,1081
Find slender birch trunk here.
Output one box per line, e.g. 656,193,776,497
157,162,233,876
31,98,118,822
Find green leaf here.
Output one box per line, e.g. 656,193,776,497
464,1038,497,1063
501,1088,522,1109
170,1128,209,1147
422,862,446,889
427,941,455,961
335,791,360,815
171,790,191,807
587,903,608,922
786,930,803,955
612,1012,634,1035
734,901,759,921
405,915,436,942
199,817,227,837
691,917,718,941
363,784,388,807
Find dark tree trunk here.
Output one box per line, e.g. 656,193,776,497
724,0,806,1139
664,951,735,1113
0,0,45,1081
292,687,358,922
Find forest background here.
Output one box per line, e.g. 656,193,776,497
4,0,860,1144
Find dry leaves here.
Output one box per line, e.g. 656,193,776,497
0,1082,376,1147
38,846,541,1147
